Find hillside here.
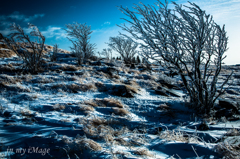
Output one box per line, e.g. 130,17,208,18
0,40,70,58
0,50,240,159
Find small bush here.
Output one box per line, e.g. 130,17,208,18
0,23,45,73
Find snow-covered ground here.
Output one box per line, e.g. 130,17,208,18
0,54,240,159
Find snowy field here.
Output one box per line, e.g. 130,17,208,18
0,53,240,159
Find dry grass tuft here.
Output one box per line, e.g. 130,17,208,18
95,81,107,91
225,128,240,136
84,98,125,108
80,116,121,140
159,127,199,144
32,76,54,83
89,117,109,127
134,148,153,157
215,139,240,159
129,70,140,75
78,104,95,113
83,122,114,139
61,135,73,144
83,100,98,107
52,83,97,93
78,83,97,92
112,74,120,79
98,98,124,108
0,75,21,84
112,107,129,116
125,84,138,94
76,138,102,151
61,65,80,71
115,137,129,146
20,110,34,118
52,104,66,111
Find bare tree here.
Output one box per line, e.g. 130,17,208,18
118,1,232,115
108,36,138,64
65,22,96,65
101,48,112,61
0,23,45,73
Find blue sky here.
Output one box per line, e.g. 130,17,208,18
0,0,239,65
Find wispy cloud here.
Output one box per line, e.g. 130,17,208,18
101,21,111,26
178,0,240,23
41,26,67,39
0,25,66,40
9,11,45,22
0,11,45,27
0,26,32,36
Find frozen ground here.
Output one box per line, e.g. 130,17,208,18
0,54,240,159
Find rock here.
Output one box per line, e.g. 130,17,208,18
142,74,153,80
110,84,137,98
153,127,163,135
105,62,115,67
215,108,234,119
225,89,240,95
219,99,239,114
166,70,178,77
12,94,35,103
130,63,136,69
155,88,169,96
138,64,151,72
3,111,12,118
3,119,16,123
97,67,118,76
148,127,163,135
197,122,209,131
91,61,102,66
233,74,240,79
155,86,181,97
64,71,84,75
89,56,98,61
157,103,170,110
158,79,179,89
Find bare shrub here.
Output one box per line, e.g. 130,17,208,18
118,1,232,115
65,22,96,65
0,23,45,73
101,48,113,61
50,44,58,61
108,36,138,64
